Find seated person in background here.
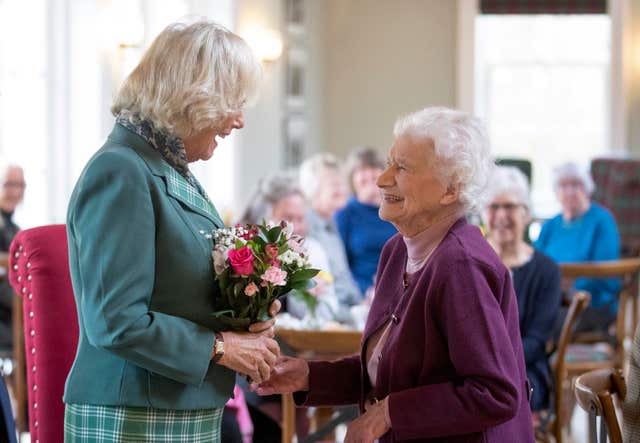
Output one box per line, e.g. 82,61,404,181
0,160,25,353
239,172,340,324
335,147,397,295
483,166,561,413
535,162,621,334
299,153,362,309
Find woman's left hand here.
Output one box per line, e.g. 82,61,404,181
248,299,281,338
344,397,391,443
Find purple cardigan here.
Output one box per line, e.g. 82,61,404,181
296,219,535,442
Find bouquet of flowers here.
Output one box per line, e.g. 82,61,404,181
208,221,319,331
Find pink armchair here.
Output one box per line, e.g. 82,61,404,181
8,225,78,443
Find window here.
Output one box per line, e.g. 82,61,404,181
475,14,612,217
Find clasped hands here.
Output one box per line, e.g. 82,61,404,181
251,356,391,443
215,300,281,384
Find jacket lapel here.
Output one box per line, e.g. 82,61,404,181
107,124,225,229
164,166,225,228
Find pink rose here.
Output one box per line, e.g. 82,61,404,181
244,282,259,296
261,266,287,286
228,246,255,276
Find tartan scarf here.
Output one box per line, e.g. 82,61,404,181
115,110,206,196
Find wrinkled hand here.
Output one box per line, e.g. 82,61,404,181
250,356,309,395
217,331,280,384
345,398,391,443
248,299,282,338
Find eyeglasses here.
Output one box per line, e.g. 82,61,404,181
488,203,525,212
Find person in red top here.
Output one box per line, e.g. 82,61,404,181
254,107,535,443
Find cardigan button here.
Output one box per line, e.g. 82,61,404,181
391,314,399,324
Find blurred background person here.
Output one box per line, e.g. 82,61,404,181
239,172,339,323
335,147,397,295
0,160,25,354
536,162,620,334
483,166,561,416
299,153,362,310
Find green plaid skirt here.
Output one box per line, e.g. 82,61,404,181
64,404,223,442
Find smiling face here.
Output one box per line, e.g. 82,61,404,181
183,112,244,162
377,134,459,237
483,192,530,248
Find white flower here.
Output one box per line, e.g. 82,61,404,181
212,247,229,274
278,249,307,268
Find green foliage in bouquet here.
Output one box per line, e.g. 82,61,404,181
210,221,319,330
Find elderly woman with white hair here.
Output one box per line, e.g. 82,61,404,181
255,107,535,442
535,162,621,333
64,21,281,442
482,166,561,414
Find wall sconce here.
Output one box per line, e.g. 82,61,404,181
99,0,144,86
99,0,144,51
242,28,283,63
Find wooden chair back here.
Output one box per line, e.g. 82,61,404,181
559,257,640,366
574,368,626,443
551,291,590,443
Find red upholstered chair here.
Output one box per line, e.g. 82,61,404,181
7,225,78,443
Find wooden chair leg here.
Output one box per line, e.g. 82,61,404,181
11,295,26,435
281,393,295,443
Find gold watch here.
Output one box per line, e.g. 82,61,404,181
212,332,225,363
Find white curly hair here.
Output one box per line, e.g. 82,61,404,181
393,106,495,212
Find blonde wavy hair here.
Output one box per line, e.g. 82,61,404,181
112,20,262,138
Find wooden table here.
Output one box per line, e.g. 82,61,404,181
275,328,362,443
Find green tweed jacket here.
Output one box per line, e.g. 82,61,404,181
64,124,235,409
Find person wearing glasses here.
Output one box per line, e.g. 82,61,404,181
482,166,561,416
536,162,620,334
0,160,25,353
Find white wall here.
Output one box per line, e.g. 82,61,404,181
626,0,640,156
232,0,286,217
322,0,457,158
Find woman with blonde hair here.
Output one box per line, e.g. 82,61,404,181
64,21,280,442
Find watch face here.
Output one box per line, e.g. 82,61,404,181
215,341,224,355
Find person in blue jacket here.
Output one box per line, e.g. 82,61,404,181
334,147,396,295
536,162,621,333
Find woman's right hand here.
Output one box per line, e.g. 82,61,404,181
251,356,309,395
217,332,280,384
